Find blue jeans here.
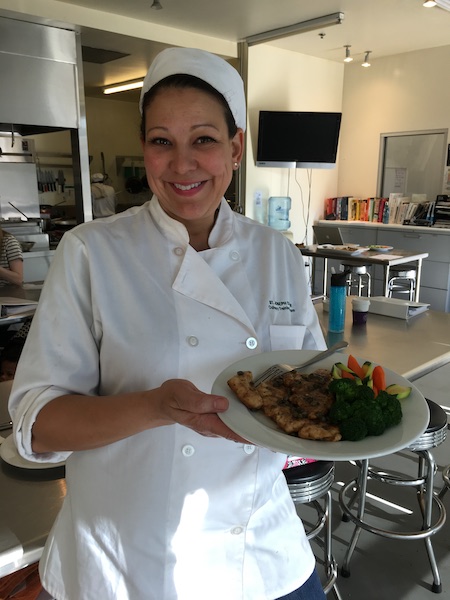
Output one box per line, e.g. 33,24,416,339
276,568,326,600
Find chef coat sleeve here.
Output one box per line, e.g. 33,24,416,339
9,231,101,463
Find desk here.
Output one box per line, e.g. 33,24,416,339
300,245,429,301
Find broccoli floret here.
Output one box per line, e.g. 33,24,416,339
329,399,354,424
376,391,403,428
329,378,361,403
339,417,368,441
353,385,375,403
352,399,386,436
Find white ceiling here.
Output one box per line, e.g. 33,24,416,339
55,0,450,100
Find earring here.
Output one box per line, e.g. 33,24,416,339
234,162,239,169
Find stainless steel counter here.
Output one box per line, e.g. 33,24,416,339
315,299,450,381
0,461,66,578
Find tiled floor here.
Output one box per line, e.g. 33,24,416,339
297,426,450,599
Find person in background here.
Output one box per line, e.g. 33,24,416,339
90,172,117,218
9,48,327,600
0,227,23,286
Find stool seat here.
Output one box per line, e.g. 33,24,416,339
339,399,447,593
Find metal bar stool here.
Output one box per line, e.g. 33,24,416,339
387,264,417,301
339,399,447,593
341,262,371,297
438,464,450,499
283,461,341,598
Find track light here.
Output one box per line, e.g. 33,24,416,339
151,0,163,9
343,45,353,63
362,51,371,67
103,80,144,95
246,12,344,46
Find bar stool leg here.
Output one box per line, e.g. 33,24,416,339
418,450,442,593
340,459,370,577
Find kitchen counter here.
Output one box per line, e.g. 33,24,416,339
315,298,450,381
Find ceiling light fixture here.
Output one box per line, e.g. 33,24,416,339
103,80,144,95
343,45,353,63
246,12,344,46
362,51,371,67
151,0,163,9
423,1,437,7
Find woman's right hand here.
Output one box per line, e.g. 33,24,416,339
154,379,248,442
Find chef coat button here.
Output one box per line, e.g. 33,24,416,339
245,337,258,349
231,526,243,535
174,247,184,256
187,336,199,347
243,444,255,455
229,250,240,261
182,444,195,457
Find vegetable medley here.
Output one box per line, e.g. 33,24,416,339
328,355,412,441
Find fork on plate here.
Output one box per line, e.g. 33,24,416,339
253,340,348,387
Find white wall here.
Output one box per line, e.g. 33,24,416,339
338,44,450,198
245,45,344,244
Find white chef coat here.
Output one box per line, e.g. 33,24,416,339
91,181,116,218
10,197,326,600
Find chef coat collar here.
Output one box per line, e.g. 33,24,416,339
149,197,234,249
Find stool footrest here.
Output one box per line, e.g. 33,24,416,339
339,479,446,540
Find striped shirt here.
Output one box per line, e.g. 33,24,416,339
0,234,23,286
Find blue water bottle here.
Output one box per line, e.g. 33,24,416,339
328,271,348,333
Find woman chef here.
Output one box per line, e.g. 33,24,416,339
9,48,327,600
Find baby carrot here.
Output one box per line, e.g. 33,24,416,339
372,365,387,392
347,355,365,380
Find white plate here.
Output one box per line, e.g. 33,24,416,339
0,434,65,470
368,245,394,252
316,245,370,256
213,350,429,461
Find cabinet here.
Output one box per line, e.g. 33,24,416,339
316,221,450,312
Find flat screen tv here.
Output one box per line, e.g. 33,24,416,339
256,111,342,169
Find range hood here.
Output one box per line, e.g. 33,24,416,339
0,16,92,223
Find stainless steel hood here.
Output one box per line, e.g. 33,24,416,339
0,17,78,131
0,16,92,224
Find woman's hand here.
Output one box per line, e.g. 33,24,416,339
155,379,248,442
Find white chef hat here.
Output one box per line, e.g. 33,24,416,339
139,47,246,131
91,173,104,183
